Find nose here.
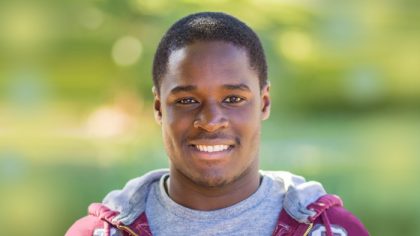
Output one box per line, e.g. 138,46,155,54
193,101,228,132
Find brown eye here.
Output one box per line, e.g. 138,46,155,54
223,96,244,104
177,98,198,104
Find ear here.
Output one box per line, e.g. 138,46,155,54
260,83,271,121
152,86,162,125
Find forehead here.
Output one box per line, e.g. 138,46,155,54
161,41,259,94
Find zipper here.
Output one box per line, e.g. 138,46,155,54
116,225,140,236
303,223,314,236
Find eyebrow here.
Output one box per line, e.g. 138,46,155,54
169,83,251,94
223,83,251,92
169,85,197,94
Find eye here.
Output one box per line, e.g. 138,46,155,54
176,97,199,105
223,95,245,104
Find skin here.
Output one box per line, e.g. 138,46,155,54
153,41,271,210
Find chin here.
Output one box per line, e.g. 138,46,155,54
195,178,229,188
190,171,236,188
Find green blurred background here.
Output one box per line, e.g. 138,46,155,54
0,0,419,235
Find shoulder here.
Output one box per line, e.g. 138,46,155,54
262,170,327,223
306,195,369,236
65,215,104,236
65,203,120,236
310,204,369,236
262,171,369,235
66,169,168,235
261,170,306,188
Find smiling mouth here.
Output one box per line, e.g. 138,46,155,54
188,144,235,153
193,144,231,152
188,137,236,156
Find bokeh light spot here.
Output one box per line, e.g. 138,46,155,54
342,67,384,105
86,106,132,138
0,4,51,51
79,7,104,30
278,30,313,62
111,36,143,66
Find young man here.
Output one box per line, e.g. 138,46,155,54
66,12,369,236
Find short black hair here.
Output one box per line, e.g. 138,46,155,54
152,12,267,93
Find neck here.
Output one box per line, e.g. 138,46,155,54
167,166,261,211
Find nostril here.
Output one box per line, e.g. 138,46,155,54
193,115,228,132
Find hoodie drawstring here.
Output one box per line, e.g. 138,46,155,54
104,221,112,236
321,211,333,236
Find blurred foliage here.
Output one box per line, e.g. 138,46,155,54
0,0,419,235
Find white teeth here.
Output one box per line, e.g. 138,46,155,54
195,145,229,153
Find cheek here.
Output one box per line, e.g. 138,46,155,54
228,101,261,140
231,100,261,124
162,107,194,143
169,111,194,131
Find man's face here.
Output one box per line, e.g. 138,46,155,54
154,41,270,187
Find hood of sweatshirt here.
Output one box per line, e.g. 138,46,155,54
102,169,326,226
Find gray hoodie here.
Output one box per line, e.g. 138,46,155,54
101,169,325,235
